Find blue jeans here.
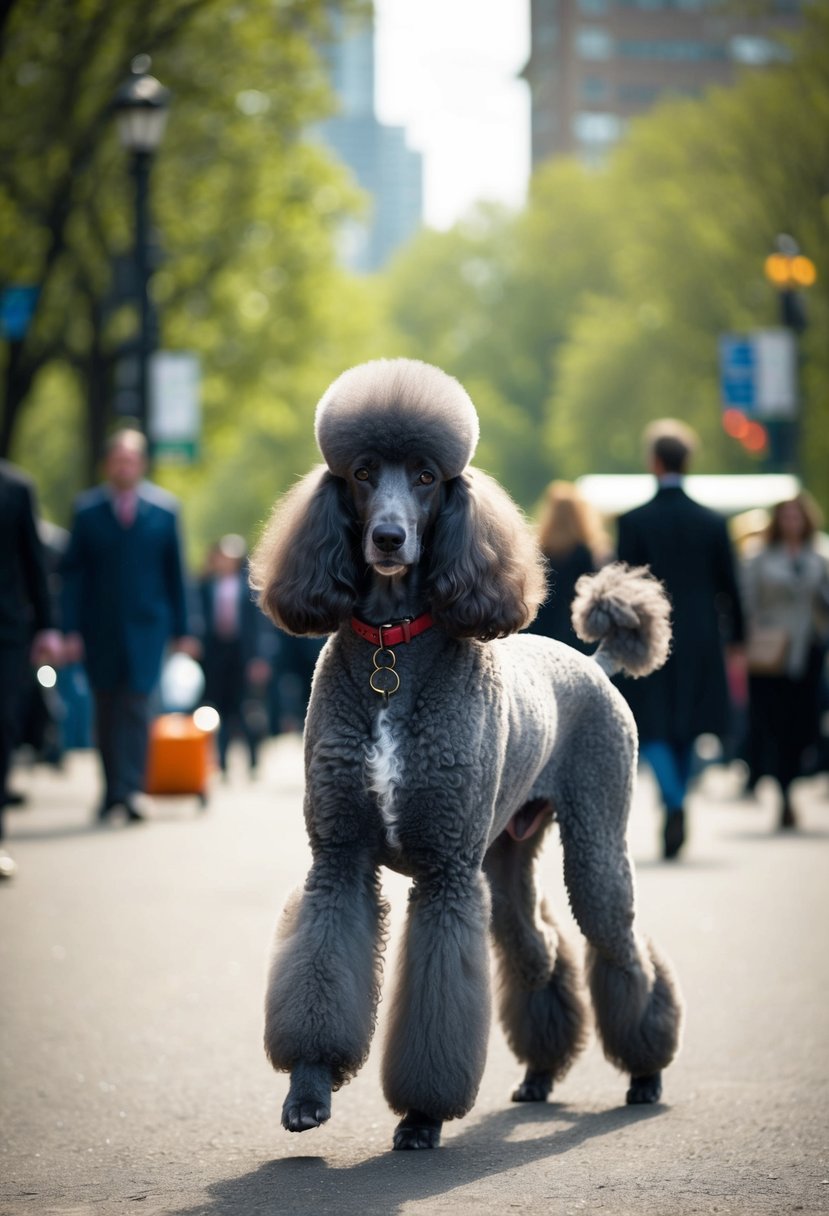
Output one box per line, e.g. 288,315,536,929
640,741,694,813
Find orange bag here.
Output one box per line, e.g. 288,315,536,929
145,713,215,798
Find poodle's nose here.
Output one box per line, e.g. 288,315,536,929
372,524,406,553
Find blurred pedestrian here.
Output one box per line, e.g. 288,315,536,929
0,461,62,877
268,632,325,734
60,429,199,823
741,493,829,829
198,534,272,776
615,420,745,860
527,480,610,652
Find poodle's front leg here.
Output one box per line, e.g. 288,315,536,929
381,866,492,1150
264,846,388,1132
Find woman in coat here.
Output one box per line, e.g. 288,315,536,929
742,494,829,829
527,481,609,653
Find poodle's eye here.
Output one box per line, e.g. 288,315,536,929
354,468,370,482
417,470,436,486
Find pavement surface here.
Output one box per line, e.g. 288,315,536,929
1,734,828,1216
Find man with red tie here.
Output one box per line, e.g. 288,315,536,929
61,429,199,822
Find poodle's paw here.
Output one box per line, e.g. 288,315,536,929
392,1110,443,1150
626,1072,662,1105
282,1098,331,1132
511,1068,553,1103
281,1062,332,1132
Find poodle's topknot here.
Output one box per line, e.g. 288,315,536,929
315,358,479,479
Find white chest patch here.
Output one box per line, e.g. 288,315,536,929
365,708,403,849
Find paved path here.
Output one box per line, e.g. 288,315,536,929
1,737,828,1215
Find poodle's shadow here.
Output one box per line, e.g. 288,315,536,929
169,1100,663,1216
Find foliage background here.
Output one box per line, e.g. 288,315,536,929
2,1,827,567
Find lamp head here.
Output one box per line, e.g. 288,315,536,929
113,55,171,153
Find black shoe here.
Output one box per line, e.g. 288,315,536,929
663,809,686,860
123,793,151,823
96,799,119,822
779,799,797,830
2,790,28,809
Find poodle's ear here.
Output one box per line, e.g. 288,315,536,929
427,468,546,640
249,466,358,636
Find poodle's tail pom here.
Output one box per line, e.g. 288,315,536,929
571,562,671,678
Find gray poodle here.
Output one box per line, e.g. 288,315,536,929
250,358,683,1151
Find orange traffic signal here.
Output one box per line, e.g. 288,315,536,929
742,421,768,454
791,256,817,287
764,252,817,289
722,408,750,440
722,410,767,455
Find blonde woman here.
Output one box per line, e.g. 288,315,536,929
527,481,610,652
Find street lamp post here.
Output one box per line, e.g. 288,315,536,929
763,232,817,476
112,56,170,466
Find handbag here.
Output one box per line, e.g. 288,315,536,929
746,625,790,675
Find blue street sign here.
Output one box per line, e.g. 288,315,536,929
719,330,797,419
0,285,40,340
719,334,756,412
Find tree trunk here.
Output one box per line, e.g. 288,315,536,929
0,339,36,461
83,300,113,485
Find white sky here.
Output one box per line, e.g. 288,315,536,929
373,0,531,230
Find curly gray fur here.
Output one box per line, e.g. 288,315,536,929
253,357,683,1149
316,358,479,480
570,562,672,678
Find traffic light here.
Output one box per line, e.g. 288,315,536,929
721,408,768,456
764,239,816,335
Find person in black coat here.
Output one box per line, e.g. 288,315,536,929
527,480,610,652
197,535,273,775
0,461,62,876
60,429,199,823
616,420,745,860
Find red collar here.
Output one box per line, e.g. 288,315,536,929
350,612,434,647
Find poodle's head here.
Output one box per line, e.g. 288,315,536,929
251,359,545,639
314,358,480,480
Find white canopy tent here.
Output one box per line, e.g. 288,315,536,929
576,473,801,519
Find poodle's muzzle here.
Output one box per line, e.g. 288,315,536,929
349,461,443,576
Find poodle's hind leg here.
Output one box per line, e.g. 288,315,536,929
484,826,590,1105
265,847,388,1132
381,866,492,1150
557,778,684,1105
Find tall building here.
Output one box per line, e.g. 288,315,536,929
522,0,806,168
317,10,423,273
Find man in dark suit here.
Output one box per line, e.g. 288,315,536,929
60,429,198,822
616,420,745,860
0,462,62,876
197,534,273,775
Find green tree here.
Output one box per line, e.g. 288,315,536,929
382,164,618,507
1,0,367,532
547,6,829,506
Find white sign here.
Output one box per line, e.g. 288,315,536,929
719,328,797,420
753,329,797,419
149,351,201,461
